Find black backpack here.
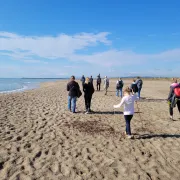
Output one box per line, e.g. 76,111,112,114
131,83,138,93
116,80,123,89
97,77,101,83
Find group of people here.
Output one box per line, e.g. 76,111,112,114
115,77,143,98
67,75,180,139
67,75,94,114
67,74,111,114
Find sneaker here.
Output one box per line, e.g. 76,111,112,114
85,111,89,114
170,115,173,120
127,135,134,139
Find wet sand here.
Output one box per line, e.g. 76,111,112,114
0,79,180,180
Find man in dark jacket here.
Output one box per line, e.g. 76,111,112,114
167,83,180,120
67,76,80,113
89,76,93,84
80,75,85,88
96,75,101,91
135,77,143,98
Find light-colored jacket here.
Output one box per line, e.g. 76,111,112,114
114,94,139,115
104,78,109,88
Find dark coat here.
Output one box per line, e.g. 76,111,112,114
67,81,80,97
83,83,94,96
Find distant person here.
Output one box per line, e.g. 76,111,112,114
80,75,85,88
135,77,143,98
130,79,138,94
167,79,180,120
89,76,93,84
113,87,139,139
104,76,109,95
96,75,101,91
67,76,80,113
83,77,95,114
116,78,124,97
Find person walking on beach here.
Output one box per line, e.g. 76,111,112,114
104,76,109,95
116,78,124,97
83,77,95,114
80,75,85,88
135,77,143,98
170,78,179,88
67,76,80,113
96,75,101,91
113,87,139,139
89,76,93,84
167,79,180,120
130,79,138,94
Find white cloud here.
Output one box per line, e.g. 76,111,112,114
0,31,111,59
0,31,180,77
22,60,48,64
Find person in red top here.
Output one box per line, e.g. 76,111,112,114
167,78,180,120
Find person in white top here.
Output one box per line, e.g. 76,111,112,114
104,76,109,95
113,87,139,139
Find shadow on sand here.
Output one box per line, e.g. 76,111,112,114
92,111,142,115
139,97,166,102
136,134,180,139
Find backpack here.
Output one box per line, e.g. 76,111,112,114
97,77,101,83
174,87,180,98
90,78,93,83
105,78,109,87
131,83,138,93
116,80,123,89
137,79,143,87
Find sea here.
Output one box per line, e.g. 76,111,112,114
0,78,65,93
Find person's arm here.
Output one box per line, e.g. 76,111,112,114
167,87,174,101
67,84,69,91
130,84,133,89
113,97,125,108
77,83,80,90
83,84,85,92
92,84,95,94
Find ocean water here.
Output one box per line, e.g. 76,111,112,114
0,78,63,93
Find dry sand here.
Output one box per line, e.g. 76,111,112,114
0,79,180,180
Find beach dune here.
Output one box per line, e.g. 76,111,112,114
0,79,180,180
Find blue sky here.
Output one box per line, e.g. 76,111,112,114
0,0,180,78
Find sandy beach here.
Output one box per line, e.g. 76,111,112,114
0,79,180,180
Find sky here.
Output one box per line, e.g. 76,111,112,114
0,0,180,78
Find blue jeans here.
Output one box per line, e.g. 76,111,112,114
138,87,142,98
68,96,77,113
116,88,122,97
124,115,133,135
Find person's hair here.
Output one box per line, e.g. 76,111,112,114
124,87,131,95
85,77,89,84
137,76,140,79
71,76,75,80
133,79,136,82
172,78,177,83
